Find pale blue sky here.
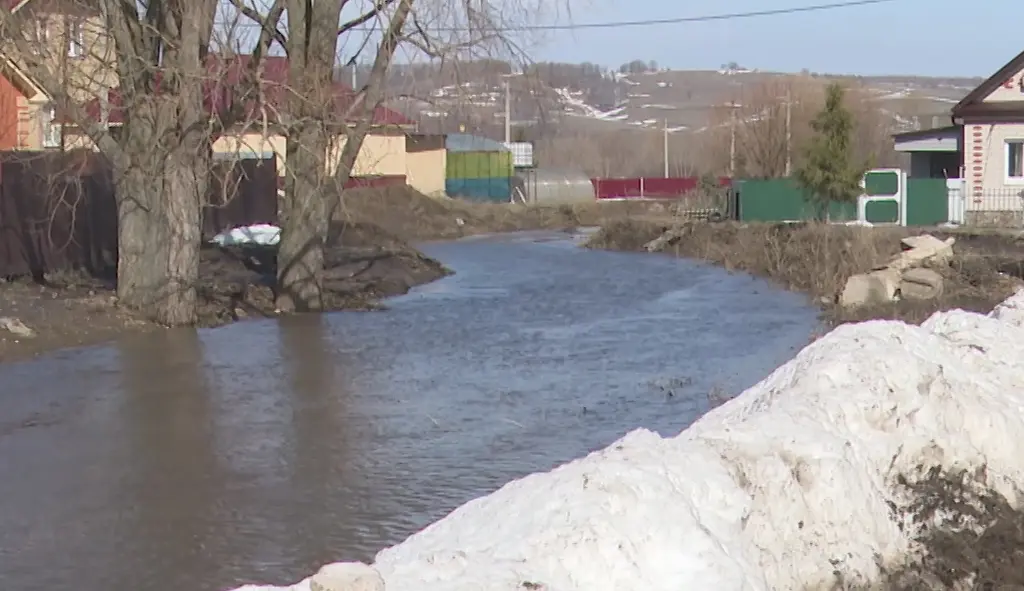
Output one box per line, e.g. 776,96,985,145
527,0,1020,77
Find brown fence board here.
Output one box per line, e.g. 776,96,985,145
0,151,278,279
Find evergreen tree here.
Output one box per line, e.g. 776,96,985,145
795,83,865,220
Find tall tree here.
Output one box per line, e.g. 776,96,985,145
286,0,412,312
0,0,272,325
230,0,531,312
795,82,864,221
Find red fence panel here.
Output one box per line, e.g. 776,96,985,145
591,178,641,199
591,177,732,200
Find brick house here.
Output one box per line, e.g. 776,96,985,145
894,49,1024,221
0,0,117,149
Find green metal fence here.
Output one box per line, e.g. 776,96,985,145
738,175,951,226
738,179,856,222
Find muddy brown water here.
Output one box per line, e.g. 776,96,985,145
0,231,820,591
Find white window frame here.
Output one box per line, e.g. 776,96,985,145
1006,139,1024,184
68,19,84,58
41,104,61,148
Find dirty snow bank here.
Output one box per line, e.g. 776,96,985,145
210,223,280,246
234,291,1024,591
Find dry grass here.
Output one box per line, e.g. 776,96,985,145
337,185,674,242
587,219,1024,325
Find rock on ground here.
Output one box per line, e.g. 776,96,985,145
0,316,34,338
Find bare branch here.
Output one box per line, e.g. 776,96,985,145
338,0,397,37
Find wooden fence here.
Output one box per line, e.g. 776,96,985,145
0,151,277,279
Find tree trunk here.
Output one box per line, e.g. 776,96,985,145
114,129,205,325
276,122,328,312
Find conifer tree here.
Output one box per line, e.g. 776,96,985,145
795,83,865,220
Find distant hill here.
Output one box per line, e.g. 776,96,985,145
335,60,981,137
333,60,984,176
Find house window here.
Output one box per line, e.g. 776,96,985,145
68,19,84,58
1008,140,1024,181
41,104,61,148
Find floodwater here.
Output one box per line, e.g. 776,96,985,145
0,231,821,591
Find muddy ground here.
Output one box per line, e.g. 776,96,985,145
586,218,1024,326
0,187,666,362
0,219,448,362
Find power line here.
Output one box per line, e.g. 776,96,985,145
490,0,899,30
217,0,901,33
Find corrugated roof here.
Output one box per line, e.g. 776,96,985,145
445,133,508,152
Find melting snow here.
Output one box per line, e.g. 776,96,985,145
233,290,1024,590
210,224,280,247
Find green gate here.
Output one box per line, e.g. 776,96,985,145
859,169,904,225
905,178,950,226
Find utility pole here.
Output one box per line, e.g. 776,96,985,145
784,89,792,176
663,119,669,177
504,78,511,144
729,104,737,177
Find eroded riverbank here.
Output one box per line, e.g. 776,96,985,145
586,218,1024,326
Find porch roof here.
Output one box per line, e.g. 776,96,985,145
893,125,960,153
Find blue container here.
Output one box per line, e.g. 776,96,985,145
445,177,511,202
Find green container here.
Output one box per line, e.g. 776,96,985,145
905,178,949,226
446,150,513,180
445,177,512,202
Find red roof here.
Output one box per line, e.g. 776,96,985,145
67,55,413,128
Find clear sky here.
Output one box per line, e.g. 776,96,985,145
526,0,1020,77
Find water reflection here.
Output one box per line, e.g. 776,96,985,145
0,232,822,591
279,315,342,575
117,330,220,590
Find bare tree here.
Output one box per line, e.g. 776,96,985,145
229,0,553,311
703,77,901,178
0,0,271,325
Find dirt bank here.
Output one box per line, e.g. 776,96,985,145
0,219,447,362
337,185,667,241
586,219,1024,326
1,187,667,362
870,468,1024,590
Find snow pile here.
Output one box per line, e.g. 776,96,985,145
233,291,1024,591
210,223,281,247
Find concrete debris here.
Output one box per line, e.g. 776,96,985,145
0,317,34,338
309,563,384,591
899,268,945,301
889,234,955,271
839,267,900,308
840,233,952,308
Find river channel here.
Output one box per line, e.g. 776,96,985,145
0,230,821,591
